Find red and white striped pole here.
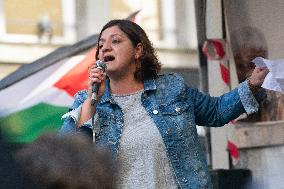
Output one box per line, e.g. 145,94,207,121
203,39,239,166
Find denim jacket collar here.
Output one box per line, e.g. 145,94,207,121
99,79,112,104
144,78,157,92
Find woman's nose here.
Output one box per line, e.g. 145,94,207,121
101,41,112,53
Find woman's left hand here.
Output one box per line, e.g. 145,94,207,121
249,67,269,88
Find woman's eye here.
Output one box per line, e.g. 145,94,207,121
112,39,120,44
98,44,103,49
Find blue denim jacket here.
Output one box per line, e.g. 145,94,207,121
59,73,258,189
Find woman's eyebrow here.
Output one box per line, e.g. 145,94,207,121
110,33,124,38
99,33,124,43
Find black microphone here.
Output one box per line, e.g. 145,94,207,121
91,60,107,106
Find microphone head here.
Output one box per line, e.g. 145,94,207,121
96,60,107,72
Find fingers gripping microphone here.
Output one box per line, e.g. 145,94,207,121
91,60,107,106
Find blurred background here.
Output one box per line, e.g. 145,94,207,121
0,0,199,82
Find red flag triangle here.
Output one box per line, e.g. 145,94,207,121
54,48,97,97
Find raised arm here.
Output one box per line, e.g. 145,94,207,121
194,66,269,126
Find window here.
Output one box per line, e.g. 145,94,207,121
0,0,76,44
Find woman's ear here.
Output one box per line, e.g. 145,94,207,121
135,43,143,59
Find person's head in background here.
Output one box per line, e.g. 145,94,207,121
231,26,268,82
0,127,46,189
16,133,115,189
95,19,161,82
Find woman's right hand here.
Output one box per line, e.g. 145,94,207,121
77,61,106,127
87,61,107,101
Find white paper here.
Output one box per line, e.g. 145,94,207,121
252,57,284,92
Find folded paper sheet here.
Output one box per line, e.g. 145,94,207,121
252,57,284,92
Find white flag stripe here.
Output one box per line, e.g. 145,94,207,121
0,55,85,117
0,59,65,108
0,87,73,117
20,55,84,105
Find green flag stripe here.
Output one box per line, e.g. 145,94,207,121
0,103,68,143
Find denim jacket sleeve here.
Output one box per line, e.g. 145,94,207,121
193,80,259,127
58,90,95,135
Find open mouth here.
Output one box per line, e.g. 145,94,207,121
104,55,115,62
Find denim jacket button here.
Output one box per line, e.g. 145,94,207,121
175,107,181,113
152,110,159,114
182,177,188,182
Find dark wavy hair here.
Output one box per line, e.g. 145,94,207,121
95,19,161,81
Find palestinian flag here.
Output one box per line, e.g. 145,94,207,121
0,41,98,143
